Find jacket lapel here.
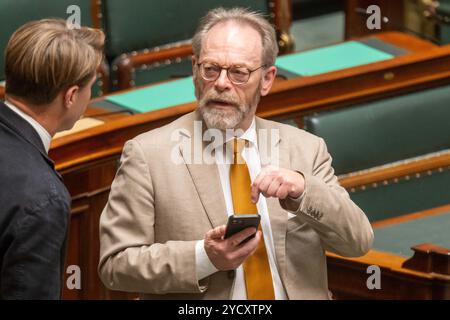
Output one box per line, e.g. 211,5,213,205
0,102,62,181
178,113,290,287
179,111,228,228
256,117,290,288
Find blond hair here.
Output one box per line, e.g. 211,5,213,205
192,7,278,67
5,19,105,105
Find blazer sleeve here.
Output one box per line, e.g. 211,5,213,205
98,140,207,294
1,197,69,299
281,137,374,257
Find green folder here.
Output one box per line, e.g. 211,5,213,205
105,77,196,113
276,41,394,76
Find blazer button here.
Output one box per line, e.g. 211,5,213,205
227,270,236,279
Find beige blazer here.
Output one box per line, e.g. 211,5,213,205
98,110,374,300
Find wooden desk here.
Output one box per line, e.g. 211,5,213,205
51,32,450,299
52,33,450,169
327,204,450,299
72,33,437,124
259,32,450,123
0,85,4,100
87,32,448,126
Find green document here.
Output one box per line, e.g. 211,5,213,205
275,41,394,76
105,77,196,113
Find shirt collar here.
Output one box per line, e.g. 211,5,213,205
4,100,52,153
223,117,257,147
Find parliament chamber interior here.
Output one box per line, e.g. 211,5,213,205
1,0,450,300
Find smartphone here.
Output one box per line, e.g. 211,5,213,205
224,214,260,243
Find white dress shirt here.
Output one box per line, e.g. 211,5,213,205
4,100,52,153
195,118,288,300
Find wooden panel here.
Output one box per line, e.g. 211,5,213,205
403,243,450,275
60,157,120,299
62,199,89,300
339,153,450,189
83,188,112,299
273,0,295,54
90,0,102,29
328,250,450,299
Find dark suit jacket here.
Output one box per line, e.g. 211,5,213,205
0,101,71,299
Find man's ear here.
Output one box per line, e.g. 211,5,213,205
63,85,79,109
260,66,277,96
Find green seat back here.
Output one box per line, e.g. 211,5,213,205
102,0,270,60
0,0,94,81
350,169,450,222
304,84,450,175
132,59,193,88
102,0,269,58
105,0,272,89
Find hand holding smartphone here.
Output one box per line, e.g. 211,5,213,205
224,214,260,244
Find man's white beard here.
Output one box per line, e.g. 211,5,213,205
199,102,247,130
197,87,261,130
194,74,262,130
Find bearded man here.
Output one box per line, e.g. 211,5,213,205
98,7,373,300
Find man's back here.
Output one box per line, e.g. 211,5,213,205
0,104,71,299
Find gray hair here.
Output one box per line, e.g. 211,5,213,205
192,7,278,67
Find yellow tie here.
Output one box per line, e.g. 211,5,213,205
229,138,275,300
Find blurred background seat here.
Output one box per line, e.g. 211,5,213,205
0,0,109,99
303,83,450,221
102,0,294,90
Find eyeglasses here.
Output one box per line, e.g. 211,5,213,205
197,62,266,85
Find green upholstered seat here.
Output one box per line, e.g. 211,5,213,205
102,0,274,89
303,84,450,175
0,0,94,81
102,0,270,60
131,60,194,89
303,84,450,222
